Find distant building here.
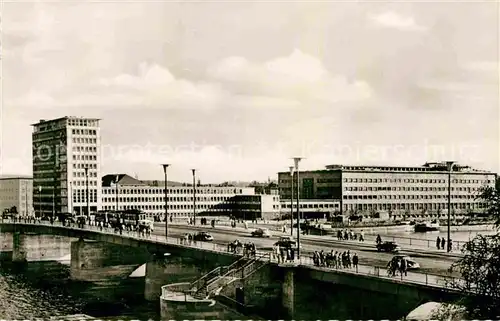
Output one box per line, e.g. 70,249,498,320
278,162,496,220
101,174,256,219
226,194,281,221
0,176,33,217
280,199,340,220
31,117,101,217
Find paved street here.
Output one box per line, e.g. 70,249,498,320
154,222,460,276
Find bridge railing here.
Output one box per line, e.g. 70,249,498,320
2,219,460,290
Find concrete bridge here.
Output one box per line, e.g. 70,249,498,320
0,221,465,319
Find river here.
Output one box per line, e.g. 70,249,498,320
385,228,497,242
0,261,159,319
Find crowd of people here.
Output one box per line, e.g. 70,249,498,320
336,229,365,242
436,236,453,252
387,256,408,277
272,244,297,263
312,250,359,270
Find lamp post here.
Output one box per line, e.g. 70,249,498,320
84,166,90,220
115,174,119,212
293,157,303,258
289,166,294,236
161,164,170,239
191,169,197,225
446,161,455,252
38,186,42,218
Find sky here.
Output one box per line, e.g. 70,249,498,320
1,0,499,183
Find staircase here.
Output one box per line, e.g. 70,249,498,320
189,252,270,300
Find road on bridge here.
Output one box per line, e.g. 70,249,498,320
153,223,460,277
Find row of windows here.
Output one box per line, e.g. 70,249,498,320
68,119,99,127
73,155,97,161
345,186,481,192
344,194,477,200
72,146,98,153
71,129,97,135
100,205,233,216
102,196,231,203
280,177,494,185
72,180,98,186
102,188,244,195
72,163,98,169
72,137,98,144
72,190,98,203
344,178,493,184
282,203,339,209
73,170,98,178
345,202,485,211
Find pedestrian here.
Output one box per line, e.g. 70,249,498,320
352,253,359,270
441,237,445,250
399,258,408,276
376,234,382,244
448,239,453,252
436,236,441,250
359,230,364,242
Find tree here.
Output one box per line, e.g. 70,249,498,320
447,234,500,319
476,185,500,226
441,184,500,319
10,206,17,214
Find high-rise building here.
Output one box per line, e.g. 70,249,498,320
0,176,33,217
32,117,101,217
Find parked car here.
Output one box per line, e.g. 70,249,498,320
376,241,401,252
391,255,420,270
251,228,271,238
193,231,214,242
274,236,297,248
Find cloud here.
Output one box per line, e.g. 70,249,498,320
369,12,426,32
207,49,373,105
463,61,498,73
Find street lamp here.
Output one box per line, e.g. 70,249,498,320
38,186,42,218
446,161,455,252
161,164,170,239
191,169,197,225
115,174,120,212
289,166,294,236
84,166,90,220
293,157,303,258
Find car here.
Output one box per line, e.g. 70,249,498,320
251,228,271,238
376,241,401,252
391,255,420,270
193,231,214,242
274,236,297,248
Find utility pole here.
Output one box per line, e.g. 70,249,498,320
446,161,455,252
293,157,303,258
115,174,119,212
289,166,294,236
162,164,170,239
192,169,197,225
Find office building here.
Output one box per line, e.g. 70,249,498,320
101,174,257,219
0,176,33,216
32,117,101,217
278,162,496,220
226,194,281,220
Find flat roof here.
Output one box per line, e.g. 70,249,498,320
0,175,33,180
31,116,101,126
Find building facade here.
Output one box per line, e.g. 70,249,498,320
278,162,496,220
101,174,256,219
32,117,101,217
280,199,340,219
226,194,281,221
0,176,33,216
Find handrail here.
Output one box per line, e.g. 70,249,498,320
1,219,463,290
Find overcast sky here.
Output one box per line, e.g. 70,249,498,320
1,1,498,183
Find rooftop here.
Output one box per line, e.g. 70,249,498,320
31,116,101,126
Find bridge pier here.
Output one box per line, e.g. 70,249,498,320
70,239,151,282
282,267,295,319
12,232,70,263
145,254,201,301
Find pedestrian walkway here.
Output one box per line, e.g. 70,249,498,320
168,221,464,258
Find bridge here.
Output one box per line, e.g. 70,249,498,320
0,220,465,319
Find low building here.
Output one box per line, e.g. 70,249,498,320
278,162,496,220
101,174,256,220
225,194,281,221
280,199,341,220
0,176,33,217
